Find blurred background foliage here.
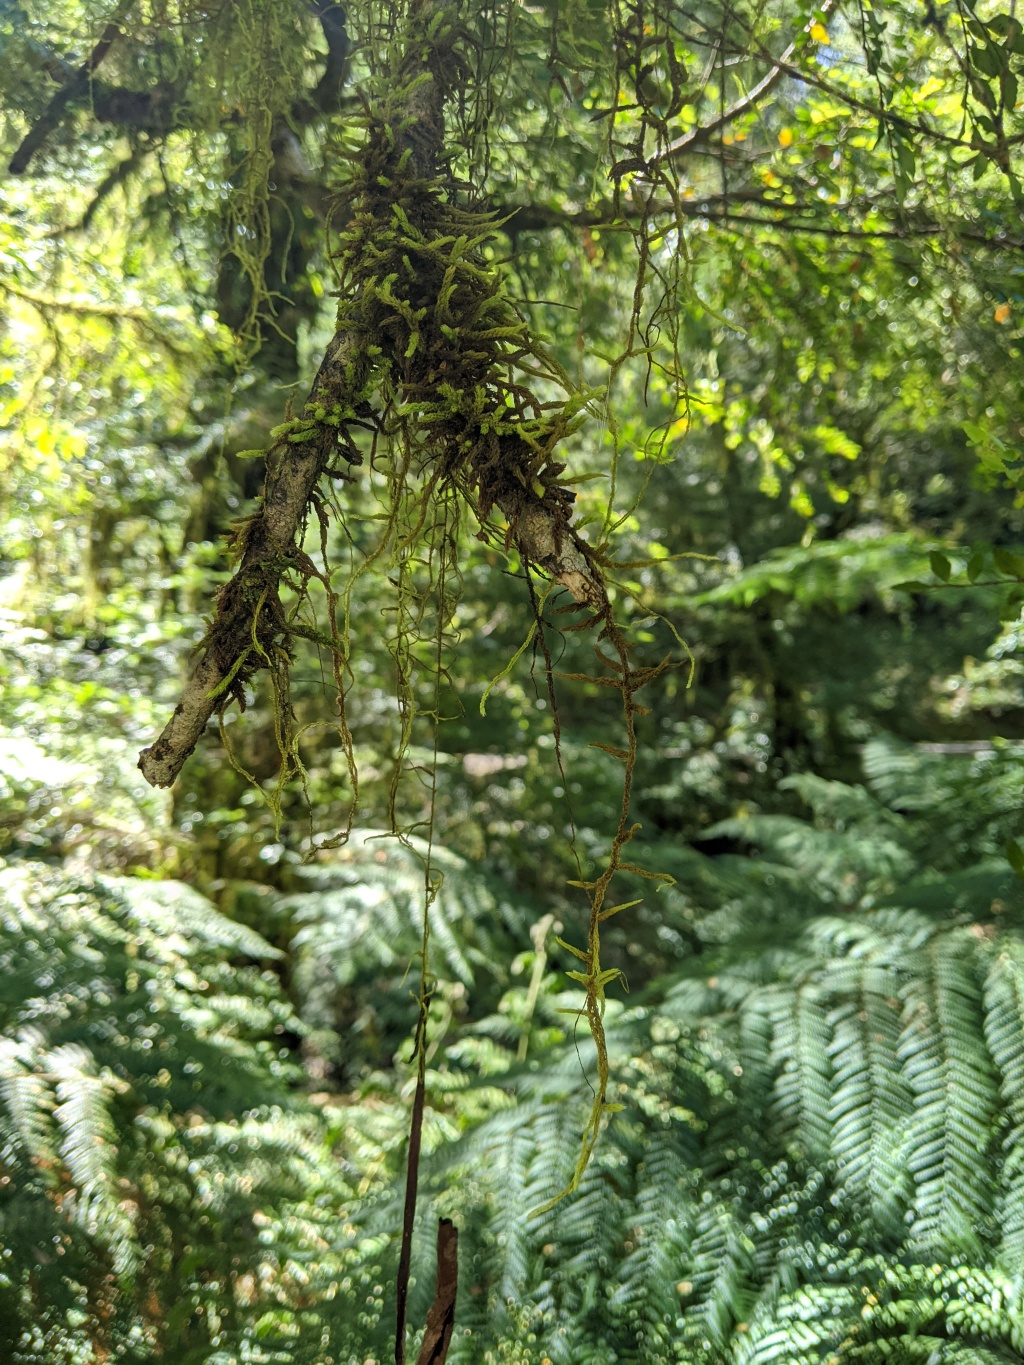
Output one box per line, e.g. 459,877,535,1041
3,0,1024,1360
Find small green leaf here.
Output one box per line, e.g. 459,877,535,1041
598,898,644,923
929,551,952,582
993,547,1024,579
555,936,589,962
1007,838,1024,878
595,967,624,987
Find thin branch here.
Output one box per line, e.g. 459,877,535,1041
649,0,836,167
9,0,138,174
691,206,1024,251
0,280,198,354
498,189,769,231
45,146,147,238
496,197,1024,253
1,281,152,321
650,0,1024,181
761,48,1024,157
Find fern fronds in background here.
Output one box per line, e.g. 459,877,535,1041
5,732,1024,1363
283,829,537,1080
383,746,1024,1364
0,863,358,1363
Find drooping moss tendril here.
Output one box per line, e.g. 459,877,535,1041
140,0,692,1209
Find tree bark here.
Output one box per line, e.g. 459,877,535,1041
414,1220,458,1365
137,0,608,788
138,336,353,787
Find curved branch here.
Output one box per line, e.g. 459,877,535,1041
758,49,1017,157
498,195,1024,254
137,335,353,788
46,147,146,237
0,280,196,355
649,0,836,168
9,0,137,174
310,0,350,115
9,0,349,168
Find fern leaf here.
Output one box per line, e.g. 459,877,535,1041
983,938,1024,1275
827,961,913,1233
899,931,998,1253
48,1043,138,1276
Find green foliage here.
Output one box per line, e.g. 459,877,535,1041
4,0,1024,1359
283,828,538,1077
411,747,1024,1363
0,863,355,1363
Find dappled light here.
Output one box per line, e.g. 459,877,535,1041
3,0,1024,1361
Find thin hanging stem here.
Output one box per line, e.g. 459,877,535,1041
395,994,430,1365
395,492,453,1364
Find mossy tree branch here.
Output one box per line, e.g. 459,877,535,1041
139,0,645,1227
136,339,358,787
138,0,608,789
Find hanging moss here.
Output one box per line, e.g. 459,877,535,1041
140,0,692,1209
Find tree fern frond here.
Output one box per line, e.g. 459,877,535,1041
734,1280,860,1365
827,964,913,1233
0,862,350,1360
0,1035,56,1176
706,810,913,905
899,932,998,1253
685,1202,759,1349
47,1043,137,1275
109,876,281,961
861,734,944,812
284,830,538,1077
767,983,833,1160
607,1129,695,1361
983,938,1024,1277
287,828,528,986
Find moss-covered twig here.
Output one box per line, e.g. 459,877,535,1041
137,337,358,787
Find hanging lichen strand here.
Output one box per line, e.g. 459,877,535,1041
138,0,672,1202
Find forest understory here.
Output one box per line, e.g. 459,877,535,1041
3,0,1024,1361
